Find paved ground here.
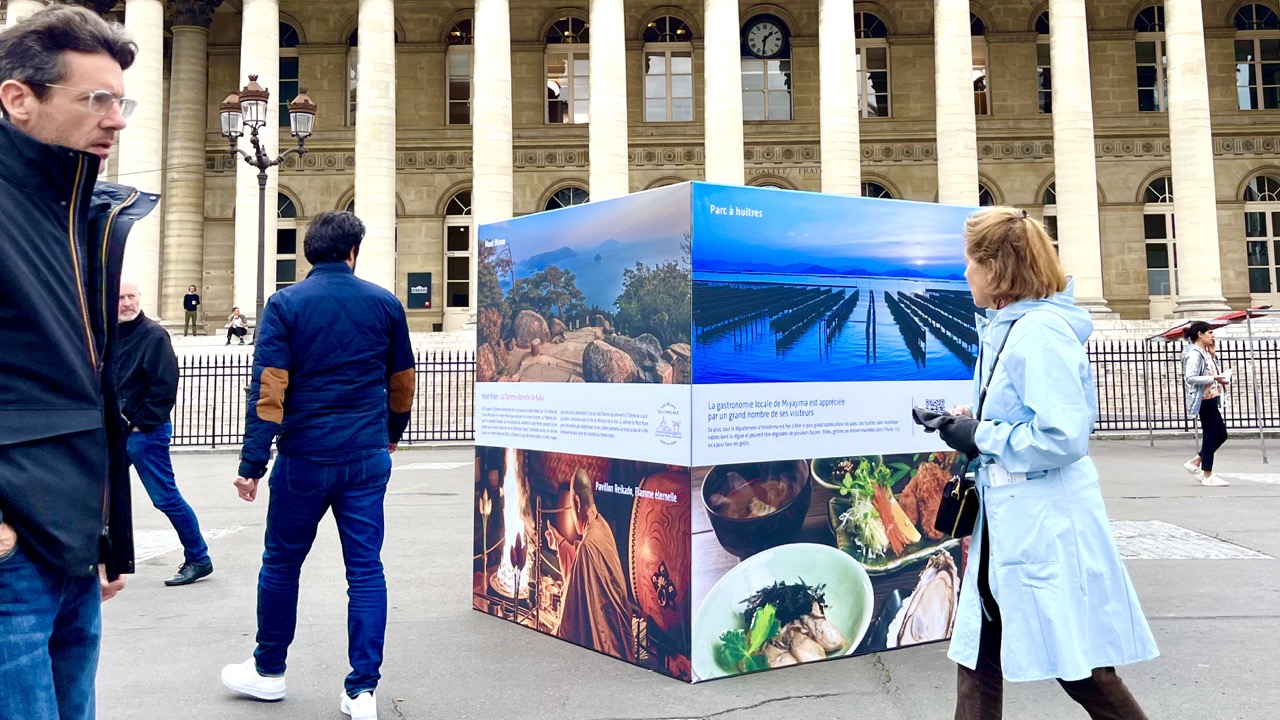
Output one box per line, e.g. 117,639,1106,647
98,437,1279,720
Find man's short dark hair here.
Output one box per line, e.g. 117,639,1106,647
0,5,137,114
304,212,365,265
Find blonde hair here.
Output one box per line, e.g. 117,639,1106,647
964,206,1067,304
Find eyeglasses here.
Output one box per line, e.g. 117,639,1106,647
38,83,137,120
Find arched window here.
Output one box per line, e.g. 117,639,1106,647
1245,174,1280,294
1134,5,1167,112
347,31,358,125
546,17,590,124
1036,11,1052,114
277,193,298,290
855,12,890,117
1143,177,1177,296
545,186,589,211
445,190,473,310
1041,182,1058,247
972,14,990,115
749,178,794,190
279,22,301,128
1235,4,1280,110
447,20,474,125
741,15,792,121
861,181,895,199
643,16,694,122
978,182,996,206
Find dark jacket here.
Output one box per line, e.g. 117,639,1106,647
116,311,179,433
0,119,157,578
239,262,416,479
183,293,201,311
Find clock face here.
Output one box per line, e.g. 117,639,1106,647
746,21,784,58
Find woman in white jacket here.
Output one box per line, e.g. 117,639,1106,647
1181,321,1230,486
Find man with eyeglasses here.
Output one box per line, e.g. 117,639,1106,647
0,6,156,719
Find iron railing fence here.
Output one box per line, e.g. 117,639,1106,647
1088,339,1280,432
172,351,475,447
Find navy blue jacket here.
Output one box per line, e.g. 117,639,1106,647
0,119,157,577
238,262,416,478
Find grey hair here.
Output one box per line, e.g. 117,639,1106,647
0,4,137,116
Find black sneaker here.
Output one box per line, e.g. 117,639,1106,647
165,560,213,586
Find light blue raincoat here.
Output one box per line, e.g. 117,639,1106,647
948,280,1160,682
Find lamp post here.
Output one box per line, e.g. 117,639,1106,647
219,75,317,343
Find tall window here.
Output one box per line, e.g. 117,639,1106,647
447,20,474,125
1135,5,1167,112
741,15,792,121
643,16,694,122
1245,175,1280,293
277,193,298,291
978,183,996,206
1042,182,1058,248
1036,11,1052,114
545,185,589,211
546,17,589,124
279,22,300,128
347,31,358,125
855,12,890,117
862,181,895,199
972,15,990,115
1143,177,1177,296
445,190,472,310
1235,4,1280,110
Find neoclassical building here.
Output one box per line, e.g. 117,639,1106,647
4,0,1280,328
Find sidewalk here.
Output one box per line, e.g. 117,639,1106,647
97,439,1279,719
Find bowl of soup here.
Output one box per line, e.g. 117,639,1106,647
701,460,813,559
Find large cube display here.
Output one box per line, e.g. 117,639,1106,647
473,182,981,682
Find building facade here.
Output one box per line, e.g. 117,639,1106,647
5,0,1280,329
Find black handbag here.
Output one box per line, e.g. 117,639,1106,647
932,319,1020,539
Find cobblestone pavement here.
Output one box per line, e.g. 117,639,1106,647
97,438,1278,720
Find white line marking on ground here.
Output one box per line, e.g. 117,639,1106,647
1217,473,1280,485
134,526,245,564
393,461,470,471
1111,520,1273,560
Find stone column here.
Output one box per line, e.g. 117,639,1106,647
4,0,45,28
469,0,513,332
354,0,396,292
117,0,165,316
933,0,977,205
588,0,628,200
703,0,743,184
233,0,280,319
1049,0,1109,313
162,1,219,323
818,0,860,195
1166,0,1228,314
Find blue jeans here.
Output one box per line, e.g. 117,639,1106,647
254,451,392,697
0,543,100,720
125,422,210,565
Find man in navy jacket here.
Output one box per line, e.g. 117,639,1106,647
222,211,416,720
0,7,156,718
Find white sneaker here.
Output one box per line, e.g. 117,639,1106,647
1183,459,1202,476
1200,474,1230,487
220,658,286,701
341,691,377,719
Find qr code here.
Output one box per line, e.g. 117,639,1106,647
924,398,947,414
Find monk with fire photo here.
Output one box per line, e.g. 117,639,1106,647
545,469,636,662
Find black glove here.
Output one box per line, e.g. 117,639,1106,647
912,407,980,459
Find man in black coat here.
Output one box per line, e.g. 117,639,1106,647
117,280,213,586
0,6,156,718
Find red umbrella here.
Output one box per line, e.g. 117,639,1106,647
1154,306,1273,342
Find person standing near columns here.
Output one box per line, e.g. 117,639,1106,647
116,279,215,584
183,284,202,335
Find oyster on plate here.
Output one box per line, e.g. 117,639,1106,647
889,551,960,648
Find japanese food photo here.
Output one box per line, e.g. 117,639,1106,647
692,543,873,680
813,453,964,571
701,460,813,559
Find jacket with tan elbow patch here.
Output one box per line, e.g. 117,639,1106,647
239,262,416,479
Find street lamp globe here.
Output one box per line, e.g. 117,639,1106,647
288,88,317,141
238,75,270,129
219,92,243,139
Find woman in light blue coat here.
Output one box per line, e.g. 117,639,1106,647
919,208,1158,719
